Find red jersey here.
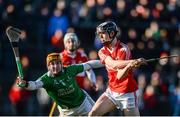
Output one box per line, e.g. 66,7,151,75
98,40,138,93
60,49,89,89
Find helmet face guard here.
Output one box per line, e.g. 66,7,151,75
96,21,118,45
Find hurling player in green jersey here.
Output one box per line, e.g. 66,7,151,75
16,53,104,116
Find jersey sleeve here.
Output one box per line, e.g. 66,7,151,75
37,73,51,89
66,64,84,76
118,43,132,60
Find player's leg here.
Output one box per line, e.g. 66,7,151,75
123,107,140,116
83,90,95,106
58,91,95,116
75,90,95,115
57,106,76,116
88,93,116,116
121,91,140,116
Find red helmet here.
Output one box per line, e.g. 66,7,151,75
96,21,119,45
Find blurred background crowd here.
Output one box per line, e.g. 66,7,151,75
0,0,180,116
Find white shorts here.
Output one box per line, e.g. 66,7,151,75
58,90,95,116
105,88,138,111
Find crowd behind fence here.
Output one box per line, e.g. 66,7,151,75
0,0,180,116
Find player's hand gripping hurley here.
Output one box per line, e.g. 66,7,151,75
6,26,24,82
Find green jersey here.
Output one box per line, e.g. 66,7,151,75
39,64,85,109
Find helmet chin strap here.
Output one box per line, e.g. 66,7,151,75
70,45,78,52
69,49,76,52
102,30,118,46
102,37,115,46
102,41,111,46
66,45,77,53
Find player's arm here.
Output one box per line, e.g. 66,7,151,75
99,51,146,69
116,60,135,79
98,49,133,69
116,59,147,79
105,56,133,69
85,69,98,90
82,60,103,91
82,60,104,71
16,76,43,90
85,69,96,84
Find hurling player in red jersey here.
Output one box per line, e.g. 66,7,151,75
88,21,147,116
60,32,97,90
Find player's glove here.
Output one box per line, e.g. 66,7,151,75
16,76,27,88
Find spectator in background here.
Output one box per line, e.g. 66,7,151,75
143,84,157,115
114,0,127,20
0,42,2,67
50,29,64,52
0,0,180,116
170,48,180,115
9,79,30,115
96,0,107,20
48,7,69,40
1,3,17,24
144,71,170,115
150,71,169,115
136,73,147,115
79,0,97,27
173,26,180,48
48,1,69,52
173,75,180,116
68,0,82,26
0,84,2,114
8,55,31,115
